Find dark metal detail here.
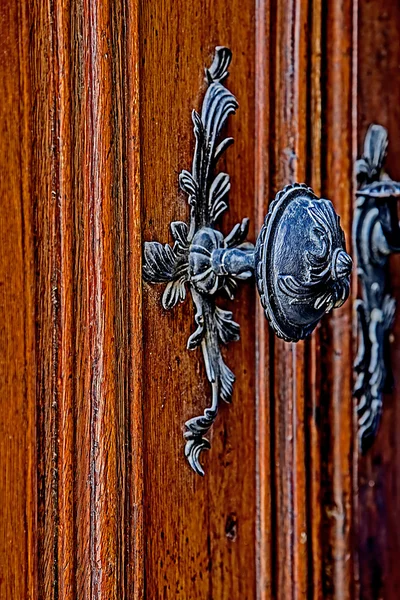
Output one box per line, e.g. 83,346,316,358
354,124,400,452
143,47,253,476
143,47,352,475
255,183,352,342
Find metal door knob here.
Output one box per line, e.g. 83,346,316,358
188,182,352,343
256,185,352,341
142,46,352,474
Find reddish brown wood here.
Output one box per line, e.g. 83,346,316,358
271,0,310,593
126,2,145,597
357,2,400,599
0,1,37,598
0,0,365,598
255,1,357,598
307,4,324,597
255,0,273,597
318,1,357,598
29,1,143,598
140,2,258,598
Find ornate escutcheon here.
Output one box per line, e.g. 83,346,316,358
353,124,400,452
143,46,352,475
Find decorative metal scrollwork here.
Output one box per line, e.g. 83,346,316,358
143,46,352,475
143,47,252,476
354,124,400,452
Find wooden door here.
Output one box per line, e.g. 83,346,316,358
1,0,399,599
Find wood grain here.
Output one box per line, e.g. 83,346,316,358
318,1,357,597
140,2,258,598
256,0,357,598
0,0,363,597
255,0,273,597
270,0,310,594
0,1,37,598
29,0,143,598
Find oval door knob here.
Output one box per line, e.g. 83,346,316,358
187,182,352,342
143,46,352,475
255,183,352,341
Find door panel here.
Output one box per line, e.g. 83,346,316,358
261,1,356,597
0,2,36,598
2,0,393,598
140,2,258,598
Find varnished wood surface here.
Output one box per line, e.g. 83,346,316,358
31,0,143,596
7,0,143,598
318,1,357,597
357,1,400,598
0,1,36,598
140,2,258,597
257,0,357,598
254,1,273,597
270,0,310,594
0,0,363,598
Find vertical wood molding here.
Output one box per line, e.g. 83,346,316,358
278,0,309,592
271,0,310,596
255,0,357,597
356,2,400,598
306,3,323,595
123,0,145,596
30,1,143,598
255,1,273,597
0,1,37,598
319,0,357,596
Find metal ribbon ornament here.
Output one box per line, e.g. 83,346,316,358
143,47,352,475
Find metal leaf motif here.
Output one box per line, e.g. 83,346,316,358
170,221,189,249
208,172,230,221
224,218,250,247
353,124,400,451
205,46,232,83
215,306,240,344
162,277,187,310
142,242,177,283
355,124,388,185
142,47,253,475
